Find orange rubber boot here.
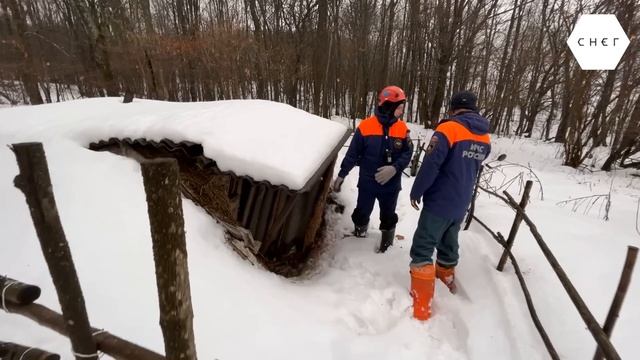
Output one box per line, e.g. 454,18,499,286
436,263,457,294
410,264,435,320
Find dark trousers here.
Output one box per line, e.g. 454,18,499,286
410,209,461,267
351,188,399,231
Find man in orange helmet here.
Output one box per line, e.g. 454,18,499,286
333,85,413,253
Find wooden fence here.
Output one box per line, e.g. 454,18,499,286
2,142,199,360
466,179,638,360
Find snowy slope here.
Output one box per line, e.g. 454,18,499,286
0,98,347,190
1,104,639,359
473,136,640,359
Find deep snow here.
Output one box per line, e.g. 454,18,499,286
0,98,347,190
1,100,639,359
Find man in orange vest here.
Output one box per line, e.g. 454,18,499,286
409,90,491,320
333,86,413,253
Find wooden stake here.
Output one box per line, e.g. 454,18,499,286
593,246,638,360
141,158,197,360
463,165,484,231
11,142,98,360
497,180,533,271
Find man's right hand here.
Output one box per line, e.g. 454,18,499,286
333,177,344,192
411,198,420,210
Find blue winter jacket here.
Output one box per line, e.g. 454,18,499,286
338,111,413,192
410,111,491,221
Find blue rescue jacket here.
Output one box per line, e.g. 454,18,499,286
410,111,491,221
338,112,413,192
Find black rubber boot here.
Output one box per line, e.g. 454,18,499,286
353,224,368,238
378,228,395,253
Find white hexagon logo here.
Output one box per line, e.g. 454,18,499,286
567,14,630,70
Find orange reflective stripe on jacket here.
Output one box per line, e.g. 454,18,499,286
390,121,409,138
358,116,408,138
436,120,490,147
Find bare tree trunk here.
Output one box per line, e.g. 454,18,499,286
555,52,572,143
2,0,44,104
563,69,595,167
602,97,640,171
489,0,519,131
312,0,328,116
589,70,617,147
426,0,463,128
245,0,266,99
543,84,558,140
140,0,155,35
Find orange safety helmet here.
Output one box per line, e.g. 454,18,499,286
378,85,406,105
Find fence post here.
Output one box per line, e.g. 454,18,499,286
11,142,98,360
593,246,638,360
464,165,485,231
141,158,197,360
496,180,533,271
410,139,423,176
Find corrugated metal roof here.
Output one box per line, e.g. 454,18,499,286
89,129,349,276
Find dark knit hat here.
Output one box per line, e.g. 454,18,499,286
377,99,405,116
450,91,478,111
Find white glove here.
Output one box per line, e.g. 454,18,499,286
375,166,397,185
333,177,344,192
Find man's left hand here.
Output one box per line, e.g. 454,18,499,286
411,198,420,210
375,166,397,185
332,177,344,192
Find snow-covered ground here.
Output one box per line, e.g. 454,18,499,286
1,100,639,359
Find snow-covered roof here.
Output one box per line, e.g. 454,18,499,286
0,98,348,190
